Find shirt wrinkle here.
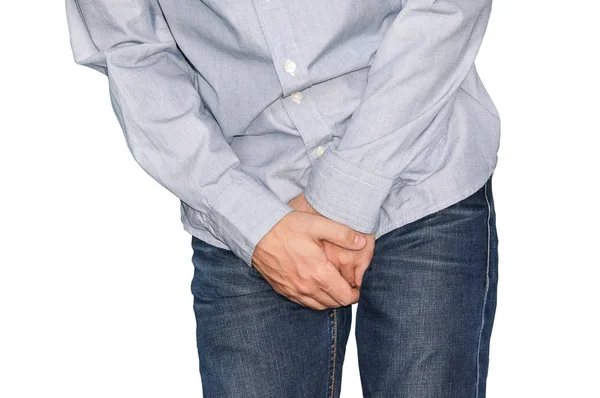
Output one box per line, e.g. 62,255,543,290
66,0,500,267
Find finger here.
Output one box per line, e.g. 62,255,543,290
323,246,356,287
292,294,329,310
265,275,330,310
299,251,355,308
297,275,343,309
354,260,371,289
312,217,367,251
339,263,356,287
265,271,338,310
308,287,347,308
315,260,360,306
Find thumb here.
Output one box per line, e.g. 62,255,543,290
313,217,367,250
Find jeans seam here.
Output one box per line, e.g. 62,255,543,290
475,180,492,397
329,308,338,398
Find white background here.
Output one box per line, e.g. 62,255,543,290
1,1,598,397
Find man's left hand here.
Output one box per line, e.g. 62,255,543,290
288,192,375,289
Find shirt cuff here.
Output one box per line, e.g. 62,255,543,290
304,150,393,234
206,170,295,267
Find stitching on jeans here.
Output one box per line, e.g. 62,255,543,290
329,308,338,398
475,180,492,397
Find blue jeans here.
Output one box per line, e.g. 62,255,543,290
190,175,498,397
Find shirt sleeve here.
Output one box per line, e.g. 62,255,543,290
303,0,494,234
65,0,294,267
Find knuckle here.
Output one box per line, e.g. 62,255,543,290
337,252,353,267
294,282,311,296
314,276,330,291
343,294,355,306
294,285,307,295
312,267,332,288
338,227,352,243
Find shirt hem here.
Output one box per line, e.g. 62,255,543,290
374,167,495,240
182,166,496,252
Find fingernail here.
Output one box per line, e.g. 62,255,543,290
355,234,366,246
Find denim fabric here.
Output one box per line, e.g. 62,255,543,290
190,176,498,397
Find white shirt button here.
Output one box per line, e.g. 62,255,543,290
316,145,327,157
283,59,296,76
291,91,303,103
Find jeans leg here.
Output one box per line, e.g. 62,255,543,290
190,237,353,398
355,176,499,397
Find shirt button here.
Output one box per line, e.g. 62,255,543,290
283,59,296,76
316,145,327,157
291,91,303,103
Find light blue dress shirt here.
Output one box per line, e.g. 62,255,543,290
65,0,501,267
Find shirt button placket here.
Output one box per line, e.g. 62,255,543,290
283,59,296,76
290,91,303,103
316,144,328,157
253,0,332,165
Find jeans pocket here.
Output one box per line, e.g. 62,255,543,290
190,236,273,298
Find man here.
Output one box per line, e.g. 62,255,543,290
66,0,500,396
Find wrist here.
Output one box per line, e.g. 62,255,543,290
288,192,317,214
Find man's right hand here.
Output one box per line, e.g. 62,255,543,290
251,210,367,310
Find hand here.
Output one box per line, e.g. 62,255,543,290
252,210,367,310
288,192,375,289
